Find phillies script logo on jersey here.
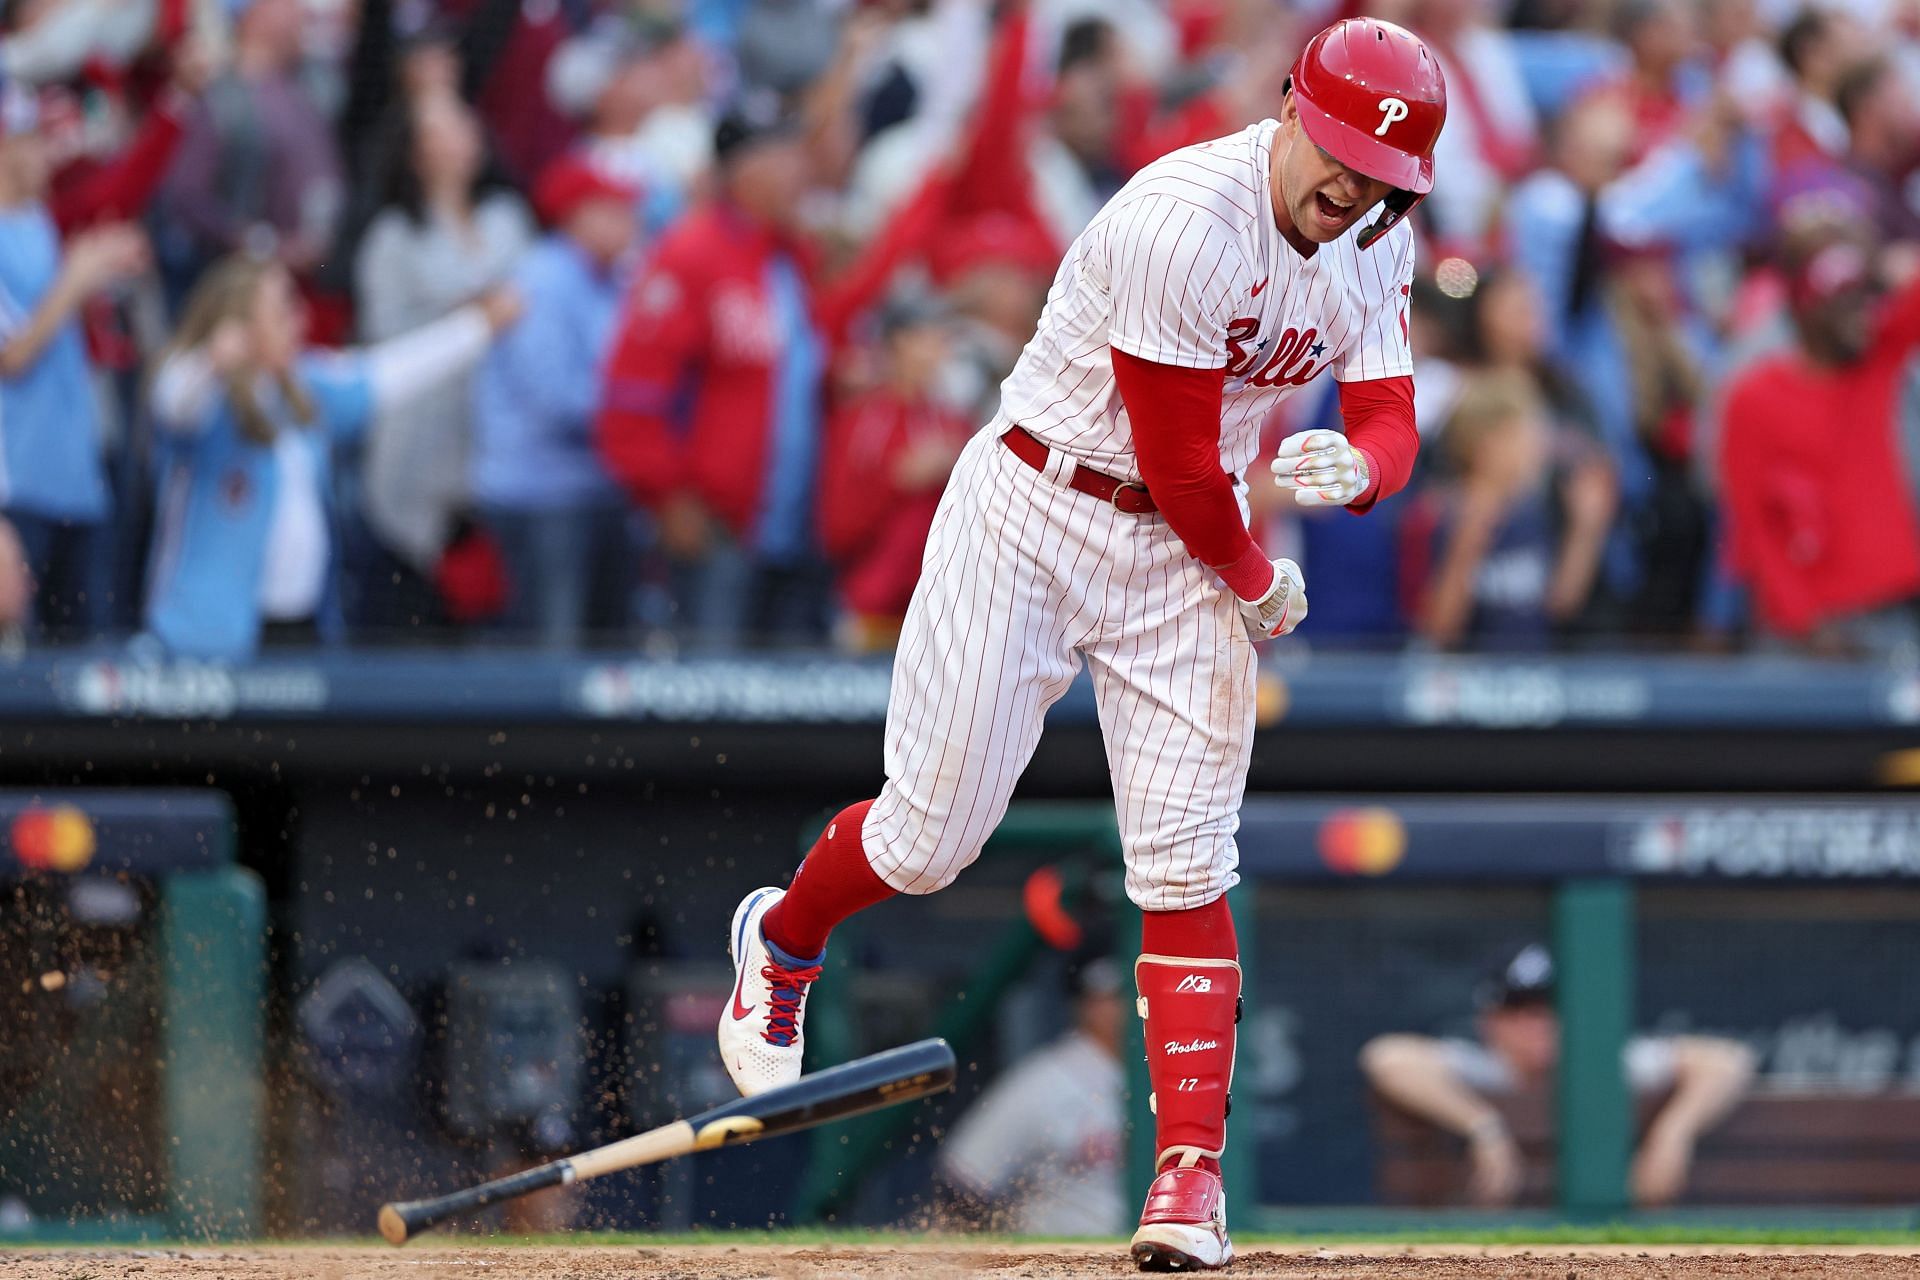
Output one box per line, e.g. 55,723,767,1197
1165,1038,1220,1055
1224,318,1327,388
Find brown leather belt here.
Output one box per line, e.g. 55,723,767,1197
1000,425,1158,514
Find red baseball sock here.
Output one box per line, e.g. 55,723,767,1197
1141,895,1236,960
1139,895,1240,1177
760,800,895,960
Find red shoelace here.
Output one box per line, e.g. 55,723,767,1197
760,961,823,1047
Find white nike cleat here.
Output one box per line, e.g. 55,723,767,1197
717,886,824,1097
1130,1162,1234,1271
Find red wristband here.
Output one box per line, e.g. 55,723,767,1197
1213,543,1274,601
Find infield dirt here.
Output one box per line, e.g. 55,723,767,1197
7,1244,1920,1279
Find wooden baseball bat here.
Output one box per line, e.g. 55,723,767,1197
376,1037,956,1245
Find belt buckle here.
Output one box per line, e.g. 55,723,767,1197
1109,480,1149,512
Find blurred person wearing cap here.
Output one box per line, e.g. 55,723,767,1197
0,80,153,637
468,156,636,648
1717,232,1920,649
547,12,709,237
1361,943,1755,1208
142,255,518,659
597,95,832,646
929,211,1057,419
816,294,973,650
936,955,1127,1236
157,0,344,296
351,91,534,633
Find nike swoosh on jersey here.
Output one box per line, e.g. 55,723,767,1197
1250,277,1269,297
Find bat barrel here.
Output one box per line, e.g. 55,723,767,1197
377,1160,572,1244
691,1037,958,1141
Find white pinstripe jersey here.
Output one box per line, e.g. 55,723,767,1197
998,118,1416,484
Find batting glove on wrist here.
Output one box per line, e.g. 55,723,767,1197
1238,557,1308,641
1271,430,1370,507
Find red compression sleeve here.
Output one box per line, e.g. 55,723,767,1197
1337,375,1418,513
1110,347,1272,600
761,801,894,959
1141,896,1237,959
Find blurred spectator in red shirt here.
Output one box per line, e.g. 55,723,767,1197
158,0,344,305
1718,231,1920,651
598,95,832,646
818,295,972,651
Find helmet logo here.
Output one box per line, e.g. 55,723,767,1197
1375,97,1409,136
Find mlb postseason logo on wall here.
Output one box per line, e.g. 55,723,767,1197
1621,807,1920,878
59,658,328,718
1399,662,1650,728
576,658,894,722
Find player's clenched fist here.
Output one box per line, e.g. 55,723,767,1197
1271,430,1371,507
1237,558,1308,641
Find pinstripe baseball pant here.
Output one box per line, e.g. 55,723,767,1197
861,419,1256,911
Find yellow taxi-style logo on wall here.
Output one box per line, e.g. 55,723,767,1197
1317,807,1406,876
12,805,96,872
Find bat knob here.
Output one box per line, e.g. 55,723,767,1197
377,1203,412,1246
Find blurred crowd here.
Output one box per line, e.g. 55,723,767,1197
1,0,1918,658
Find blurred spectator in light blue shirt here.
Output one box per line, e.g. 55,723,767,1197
144,256,517,661
0,82,150,638
471,156,637,648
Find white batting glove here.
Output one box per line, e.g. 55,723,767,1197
1271,430,1371,507
1237,558,1308,641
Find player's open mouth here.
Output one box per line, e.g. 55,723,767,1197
1313,191,1353,230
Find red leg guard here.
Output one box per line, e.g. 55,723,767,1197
1136,952,1240,1169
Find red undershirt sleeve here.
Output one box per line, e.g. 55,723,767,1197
1337,374,1418,513
1110,347,1273,600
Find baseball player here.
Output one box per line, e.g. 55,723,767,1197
719,18,1445,1270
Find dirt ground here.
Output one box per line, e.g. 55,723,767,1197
7,1244,1920,1280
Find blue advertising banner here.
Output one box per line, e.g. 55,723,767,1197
1237,797,1920,882
0,650,1916,730
0,789,233,877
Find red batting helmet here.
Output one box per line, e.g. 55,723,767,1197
1286,18,1447,250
